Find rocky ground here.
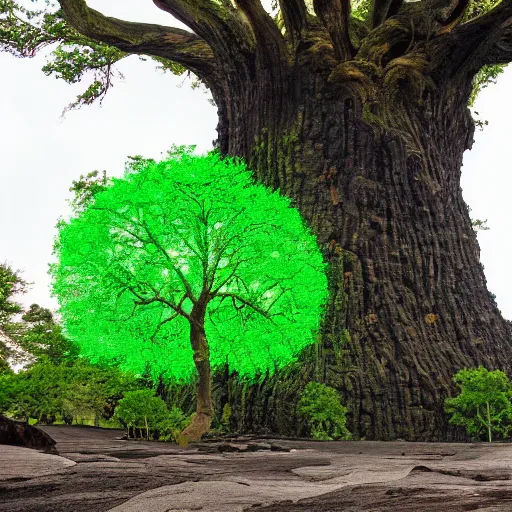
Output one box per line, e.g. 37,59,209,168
0,425,511,511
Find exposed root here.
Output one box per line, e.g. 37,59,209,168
177,412,212,447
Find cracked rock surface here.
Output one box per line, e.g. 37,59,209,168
0,426,511,511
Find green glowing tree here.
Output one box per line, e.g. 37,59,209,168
51,148,328,441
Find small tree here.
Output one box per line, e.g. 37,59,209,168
298,382,350,440
445,367,512,442
52,148,328,442
114,389,170,440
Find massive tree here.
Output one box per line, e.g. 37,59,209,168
3,0,512,439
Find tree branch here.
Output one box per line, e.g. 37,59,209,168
57,0,216,77
371,0,404,29
216,292,275,322
430,1,512,80
140,223,198,304
129,287,192,322
154,0,255,58
235,0,289,65
278,0,309,42
313,0,354,61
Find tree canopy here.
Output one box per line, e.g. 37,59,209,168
51,148,328,383
0,0,508,111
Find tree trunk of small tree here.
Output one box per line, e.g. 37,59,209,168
178,300,213,444
207,56,512,441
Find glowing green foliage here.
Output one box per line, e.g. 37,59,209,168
445,367,512,442
298,382,351,440
52,147,328,383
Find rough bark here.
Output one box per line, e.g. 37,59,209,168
204,45,512,440
178,301,213,444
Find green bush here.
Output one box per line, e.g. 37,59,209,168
156,407,192,442
298,382,351,440
445,366,512,442
114,389,190,441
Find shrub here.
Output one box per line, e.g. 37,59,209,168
114,389,170,439
156,407,192,442
114,390,191,442
298,382,351,440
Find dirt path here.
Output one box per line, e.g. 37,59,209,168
0,426,511,511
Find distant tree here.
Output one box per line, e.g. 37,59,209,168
0,263,28,369
0,356,136,424
0,358,64,423
15,304,78,364
52,148,328,442
445,367,512,442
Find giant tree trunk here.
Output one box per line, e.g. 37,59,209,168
208,56,512,441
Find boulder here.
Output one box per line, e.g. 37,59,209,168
0,415,56,450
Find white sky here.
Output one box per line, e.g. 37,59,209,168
1,1,511,320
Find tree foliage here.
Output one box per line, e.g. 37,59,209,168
0,263,28,369
67,169,111,214
113,389,186,440
8,304,78,364
0,356,137,423
445,367,512,442
51,147,328,382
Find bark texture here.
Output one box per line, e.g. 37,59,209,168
178,301,213,444
206,54,512,441
55,0,512,440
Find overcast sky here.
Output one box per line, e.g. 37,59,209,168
1,0,511,320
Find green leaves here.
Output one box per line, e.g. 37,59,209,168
114,390,190,441
114,389,168,428
52,148,328,383
0,262,26,324
0,1,188,111
0,263,28,369
445,367,512,442
298,381,351,440
0,356,138,422
469,64,505,107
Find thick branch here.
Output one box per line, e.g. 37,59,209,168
278,0,309,42
371,0,404,28
129,287,192,322
430,1,512,80
235,0,289,66
58,0,216,76
313,0,354,61
154,0,255,58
